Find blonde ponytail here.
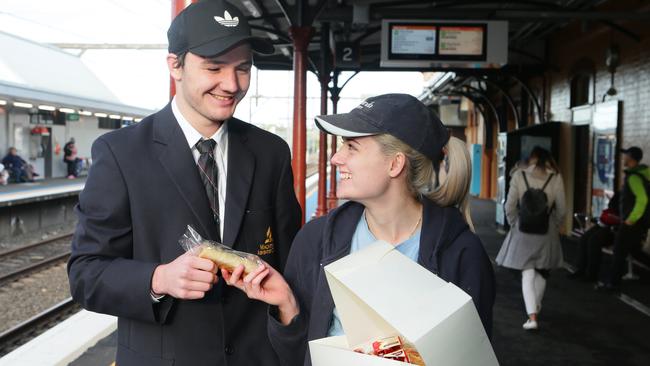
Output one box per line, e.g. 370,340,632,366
374,135,474,231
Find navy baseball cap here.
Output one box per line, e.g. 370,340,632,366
621,146,643,162
315,94,450,163
167,0,274,57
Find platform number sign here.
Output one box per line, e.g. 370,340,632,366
336,42,360,68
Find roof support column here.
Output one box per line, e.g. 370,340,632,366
315,78,330,217
289,26,314,223
315,23,331,218
327,71,341,210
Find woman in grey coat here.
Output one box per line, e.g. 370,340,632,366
496,147,565,330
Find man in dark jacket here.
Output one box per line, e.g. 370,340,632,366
599,146,650,290
67,1,301,365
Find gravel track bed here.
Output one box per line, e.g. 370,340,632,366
0,222,77,252
0,262,71,334
0,237,73,278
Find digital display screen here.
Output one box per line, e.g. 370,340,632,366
390,25,436,55
438,26,484,56
387,22,488,62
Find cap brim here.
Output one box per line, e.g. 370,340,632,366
315,114,381,137
191,35,275,57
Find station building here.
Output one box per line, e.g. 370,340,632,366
0,31,152,179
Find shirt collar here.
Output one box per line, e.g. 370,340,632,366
171,97,228,150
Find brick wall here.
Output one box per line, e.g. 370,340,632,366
546,11,650,162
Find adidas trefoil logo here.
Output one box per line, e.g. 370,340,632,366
214,10,239,27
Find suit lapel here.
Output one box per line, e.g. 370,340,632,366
223,119,255,246
152,104,218,240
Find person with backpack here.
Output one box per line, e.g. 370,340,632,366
497,146,566,331
597,146,650,291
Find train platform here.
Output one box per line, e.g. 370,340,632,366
0,177,86,208
2,198,649,366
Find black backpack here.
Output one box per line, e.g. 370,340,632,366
518,171,554,234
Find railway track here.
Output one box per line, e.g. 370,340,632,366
0,233,73,285
0,297,79,356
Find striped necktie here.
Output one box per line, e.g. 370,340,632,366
196,138,221,241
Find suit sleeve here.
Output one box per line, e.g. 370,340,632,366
67,137,163,324
273,145,302,272
457,233,496,338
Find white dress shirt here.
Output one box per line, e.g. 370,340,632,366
172,97,228,238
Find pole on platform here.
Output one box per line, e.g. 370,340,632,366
289,26,314,223
326,71,341,210
314,23,331,218
170,0,195,99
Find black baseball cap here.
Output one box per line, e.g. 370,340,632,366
621,146,643,162
315,94,450,163
167,0,274,57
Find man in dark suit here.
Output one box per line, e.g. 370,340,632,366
67,1,301,365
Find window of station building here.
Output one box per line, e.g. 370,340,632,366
29,111,54,125
570,73,592,107
98,116,120,129
569,58,595,108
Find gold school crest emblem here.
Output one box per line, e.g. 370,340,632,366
257,227,275,256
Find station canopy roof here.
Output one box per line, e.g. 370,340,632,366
0,31,153,117
242,0,649,73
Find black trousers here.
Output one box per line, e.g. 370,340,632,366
610,223,650,286
66,158,81,177
576,225,614,280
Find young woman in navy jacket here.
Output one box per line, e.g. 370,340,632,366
223,94,496,366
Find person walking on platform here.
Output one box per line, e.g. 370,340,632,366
218,94,496,366
597,146,650,291
67,1,301,365
497,146,565,331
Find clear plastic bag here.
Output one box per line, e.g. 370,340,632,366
179,225,262,274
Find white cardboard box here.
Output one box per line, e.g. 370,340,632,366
309,241,499,366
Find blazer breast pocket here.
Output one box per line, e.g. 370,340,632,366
242,207,277,265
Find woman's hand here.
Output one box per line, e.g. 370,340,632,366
222,262,299,325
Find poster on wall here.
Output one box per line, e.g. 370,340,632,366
592,134,616,217
591,101,620,217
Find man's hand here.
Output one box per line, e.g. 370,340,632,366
624,219,634,226
151,251,218,299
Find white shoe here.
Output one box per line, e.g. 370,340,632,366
522,319,538,330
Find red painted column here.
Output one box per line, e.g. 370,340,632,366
314,74,330,217
326,92,340,209
170,0,196,99
289,26,313,223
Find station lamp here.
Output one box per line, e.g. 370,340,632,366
14,102,33,109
